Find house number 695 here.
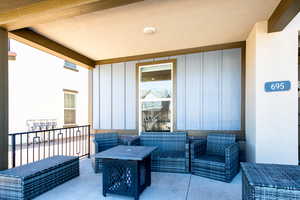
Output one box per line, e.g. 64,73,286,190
265,81,291,92
270,83,285,90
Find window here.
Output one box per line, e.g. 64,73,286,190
8,39,17,61
64,60,78,71
138,62,174,132
64,91,77,125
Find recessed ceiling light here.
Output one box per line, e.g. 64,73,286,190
143,27,156,34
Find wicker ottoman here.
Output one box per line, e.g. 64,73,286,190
0,156,79,200
241,162,300,200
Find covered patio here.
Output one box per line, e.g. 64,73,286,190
35,158,242,200
0,0,300,200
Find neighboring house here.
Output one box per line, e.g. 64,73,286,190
8,39,89,133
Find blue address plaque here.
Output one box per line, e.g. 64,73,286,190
264,81,291,92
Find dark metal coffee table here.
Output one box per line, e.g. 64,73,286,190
95,145,157,200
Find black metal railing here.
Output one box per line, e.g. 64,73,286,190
9,125,90,168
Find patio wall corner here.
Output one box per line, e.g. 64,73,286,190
246,17,300,165
245,22,257,163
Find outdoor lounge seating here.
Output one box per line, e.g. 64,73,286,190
0,155,79,200
92,132,139,173
241,162,300,200
190,133,239,182
139,132,189,173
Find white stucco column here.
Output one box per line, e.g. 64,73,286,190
0,28,8,170
246,15,300,165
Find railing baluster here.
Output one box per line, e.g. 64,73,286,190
32,134,35,162
48,130,51,158
76,128,80,156
83,127,85,156
43,131,46,159
58,131,63,155
20,135,22,166
57,131,60,155
67,128,69,156
37,133,40,161
72,128,75,156
88,125,91,158
84,126,86,157
11,135,16,168
27,134,29,164
65,129,68,156
52,130,55,156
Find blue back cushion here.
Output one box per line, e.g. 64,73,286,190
206,133,236,156
140,132,187,153
94,133,119,152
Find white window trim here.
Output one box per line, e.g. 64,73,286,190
64,91,77,126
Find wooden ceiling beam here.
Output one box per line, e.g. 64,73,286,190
9,28,95,69
96,41,246,65
268,0,300,33
0,0,143,31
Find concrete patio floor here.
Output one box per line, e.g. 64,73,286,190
36,158,242,200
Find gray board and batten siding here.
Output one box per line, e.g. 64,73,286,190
93,48,243,137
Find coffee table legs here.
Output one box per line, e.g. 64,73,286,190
145,155,151,187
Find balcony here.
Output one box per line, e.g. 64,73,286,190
2,127,243,200
35,158,241,200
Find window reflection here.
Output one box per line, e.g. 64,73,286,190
140,63,172,132
142,101,171,132
141,65,172,99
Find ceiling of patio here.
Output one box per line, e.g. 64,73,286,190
31,0,281,60
0,0,40,13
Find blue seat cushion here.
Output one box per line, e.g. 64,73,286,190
192,154,225,172
158,151,185,159
0,156,78,179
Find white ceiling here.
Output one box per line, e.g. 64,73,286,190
32,0,281,60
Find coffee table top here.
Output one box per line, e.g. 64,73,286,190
241,162,300,190
95,145,157,161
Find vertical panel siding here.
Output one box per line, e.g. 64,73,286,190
99,64,112,129
174,55,186,130
221,48,241,130
93,48,242,131
186,53,202,130
92,67,100,129
125,61,137,129
112,63,125,129
202,51,221,130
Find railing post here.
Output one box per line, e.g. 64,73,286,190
12,135,16,168
88,125,91,158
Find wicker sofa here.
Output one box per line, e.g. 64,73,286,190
0,156,79,200
139,132,189,173
92,132,139,173
190,133,239,182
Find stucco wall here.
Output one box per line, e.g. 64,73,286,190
245,25,257,163
8,39,89,133
246,14,300,164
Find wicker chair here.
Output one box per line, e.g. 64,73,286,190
139,132,189,173
92,133,139,173
190,133,239,182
